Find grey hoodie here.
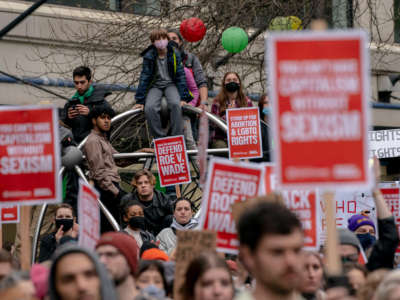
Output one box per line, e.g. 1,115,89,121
48,243,117,300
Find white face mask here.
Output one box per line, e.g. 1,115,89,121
154,39,168,49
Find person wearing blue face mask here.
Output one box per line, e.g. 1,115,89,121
257,93,270,123
38,203,79,262
344,162,399,272
348,214,377,251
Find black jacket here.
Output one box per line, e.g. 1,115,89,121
63,87,112,143
121,190,174,236
366,216,399,271
38,232,57,263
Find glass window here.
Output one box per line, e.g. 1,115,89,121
395,0,400,43
26,0,112,10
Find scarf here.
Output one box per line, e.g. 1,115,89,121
71,85,94,104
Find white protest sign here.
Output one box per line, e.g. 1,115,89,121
78,180,100,250
318,190,377,244
369,129,400,158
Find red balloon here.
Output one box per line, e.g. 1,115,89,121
180,18,206,42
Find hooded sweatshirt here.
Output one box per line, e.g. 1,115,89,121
156,218,198,255
48,243,117,300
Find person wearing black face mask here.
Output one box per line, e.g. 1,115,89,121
38,204,79,262
121,200,156,248
211,72,253,149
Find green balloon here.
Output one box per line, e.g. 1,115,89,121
222,27,248,53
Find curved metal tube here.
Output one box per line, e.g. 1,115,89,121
74,165,120,232
31,166,65,264
113,148,229,159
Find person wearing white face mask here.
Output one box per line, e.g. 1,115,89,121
134,28,193,139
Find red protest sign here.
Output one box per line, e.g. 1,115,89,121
263,163,320,250
267,31,371,190
379,182,400,253
226,107,262,159
154,135,191,187
0,106,61,205
78,180,100,250
199,158,263,254
0,205,19,223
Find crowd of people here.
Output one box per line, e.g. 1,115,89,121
2,26,400,300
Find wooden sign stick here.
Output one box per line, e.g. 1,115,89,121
20,206,32,270
324,191,342,276
175,185,181,198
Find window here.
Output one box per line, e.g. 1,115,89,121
25,0,165,16
26,0,112,11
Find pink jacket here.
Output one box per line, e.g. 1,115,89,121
184,67,200,106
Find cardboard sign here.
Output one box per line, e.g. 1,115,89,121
369,129,400,158
173,230,216,300
0,205,19,223
154,135,191,187
379,182,400,252
199,158,263,254
267,30,371,190
0,106,61,205
263,164,320,250
78,180,100,250
226,107,262,159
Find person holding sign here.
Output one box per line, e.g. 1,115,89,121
121,169,174,236
211,72,253,148
156,198,198,255
237,201,304,300
38,204,78,263
84,104,126,232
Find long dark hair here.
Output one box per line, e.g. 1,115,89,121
180,252,233,300
214,72,247,115
258,93,267,121
135,260,169,293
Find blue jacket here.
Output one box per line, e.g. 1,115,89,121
135,42,193,104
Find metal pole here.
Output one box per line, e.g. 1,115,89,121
0,0,49,40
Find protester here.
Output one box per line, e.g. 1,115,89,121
122,200,156,248
141,248,170,262
343,263,367,294
357,269,389,300
237,200,304,300
338,184,399,271
120,169,174,236
168,28,209,146
156,198,198,255
84,104,126,232
374,269,400,300
133,28,192,139
0,271,36,300
180,251,234,300
167,29,209,107
257,93,269,123
299,251,325,300
30,264,49,300
135,260,169,299
96,232,140,300
49,244,117,300
38,203,79,263
0,249,19,281
63,66,113,143
211,72,253,148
